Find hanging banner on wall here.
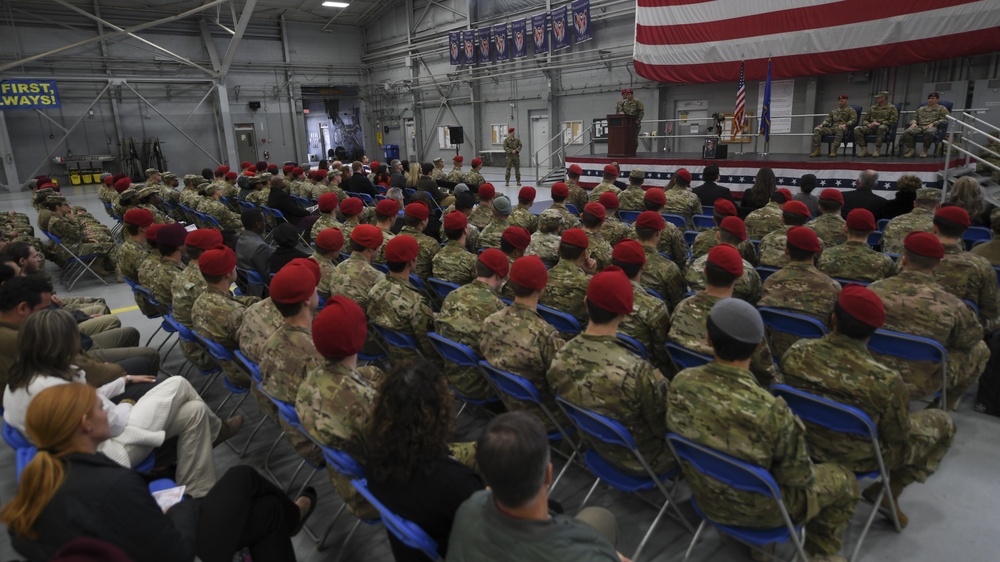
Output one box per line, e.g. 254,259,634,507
494,23,509,62
532,13,549,55
512,19,527,59
571,0,592,43
462,29,477,66
0,80,61,109
478,28,492,63
449,32,462,66
552,6,570,51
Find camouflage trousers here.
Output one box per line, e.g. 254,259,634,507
179,340,218,372
505,155,521,184
812,126,848,150
976,157,1000,183
891,410,955,489
797,464,859,555
445,364,496,401
901,126,937,150
853,124,890,149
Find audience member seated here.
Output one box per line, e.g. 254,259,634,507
739,167,777,217
692,163,732,207
235,209,273,296
817,209,896,282
612,240,672,374
881,187,940,254
880,175,921,221
841,170,886,221
970,208,1000,265
538,228,594,325
757,201,813,268
685,216,762,304
806,189,848,247
745,186,791,240
947,176,995,227
793,173,819,218
268,224,310,276
367,235,437,363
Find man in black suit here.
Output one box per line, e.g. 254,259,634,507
347,160,379,197
841,169,887,220
692,163,733,207
389,159,407,189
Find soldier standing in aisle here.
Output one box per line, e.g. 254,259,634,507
503,127,522,187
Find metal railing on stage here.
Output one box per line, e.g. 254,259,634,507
942,113,1000,202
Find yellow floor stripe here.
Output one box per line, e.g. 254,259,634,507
110,305,140,314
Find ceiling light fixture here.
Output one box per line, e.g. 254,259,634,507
322,1,350,7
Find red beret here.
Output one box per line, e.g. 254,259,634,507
385,234,419,263
341,197,364,216
508,127,515,133
846,208,876,231
714,198,737,216
707,244,744,277
256,161,267,170
479,183,496,199
312,169,328,180
312,297,367,359
509,256,547,290
561,228,589,248
376,199,400,217
478,248,510,278
240,161,252,169
453,155,464,163
786,226,822,253
114,177,132,193
644,188,666,206
290,257,322,284
316,228,346,252
350,224,384,249
144,224,163,242
838,94,849,100
621,88,633,94
587,266,633,315
603,164,619,176
103,175,114,186
935,206,971,229
636,211,665,231
782,200,811,218
501,226,531,250
404,202,429,220
216,165,230,174
584,202,606,221
675,169,692,183
819,188,844,203
719,216,747,241
271,262,318,304
245,166,257,174
155,223,188,247
838,284,885,328
185,228,223,250
318,193,340,212
292,167,304,176
568,164,583,176
267,164,278,173
471,158,482,167
282,165,294,174
444,211,468,231
776,188,793,201
518,186,536,202
123,208,154,227
598,192,620,210
371,161,380,169
552,182,569,197
612,239,646,265
904,231,944,259
199,245,237,276
224,171,238,181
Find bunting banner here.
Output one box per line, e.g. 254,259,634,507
552,6,570,50
462,29,477,66
532,13,549,55
449,32,462,66
571,0,592,43
478,28,492,63
494,23,509,62
512,19,528,59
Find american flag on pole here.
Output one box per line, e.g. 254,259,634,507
731,61,745,141
633,0,1000,84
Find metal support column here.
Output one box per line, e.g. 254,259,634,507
548,70,563,171
215,83,240,167
0,112,21,189
221,0,259,75
93,1,124,158
470,81,482,160
280,15,305,162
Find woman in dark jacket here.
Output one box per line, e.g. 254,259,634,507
1,383,315,562
880,174,921,221
739,167,777,218
268,223,311,275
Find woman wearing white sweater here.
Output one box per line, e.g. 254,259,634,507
2,309,243,497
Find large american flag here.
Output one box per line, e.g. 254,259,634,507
633,0,1000,84
731,61,745,141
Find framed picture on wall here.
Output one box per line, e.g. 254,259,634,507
593,118,609,142
491,124,508,145
721,112,753,143
562,120,584,145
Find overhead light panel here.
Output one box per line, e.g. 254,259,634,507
322,1,350,7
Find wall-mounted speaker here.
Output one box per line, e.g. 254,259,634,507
248,101,261,110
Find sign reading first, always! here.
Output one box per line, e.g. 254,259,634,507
0,80,61,109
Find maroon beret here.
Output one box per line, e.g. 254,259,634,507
271,262,318,304
318,193,339,212
719,216,747,241
404,202,429,220
612,239,646,265
502,226,531,250
478,248,510,278
199,245,237,276
312,297,367,359
707,244,744,277
113,177,132,193
782,200,811,218
510,255,547,290
786,226,822,253
904,231,944,259
674,168,692,183
518,186,537,202
584,202,606,221
714,199,737,217
644,188,666,206
587,266,633,315
376,199,400,217
568,164,583,176
288,257,322,284
350,224,384,250
316,228,346,252
838,284,885,328
144,223,163,242
224,171,238,181
123,208,154,228
444,211,468,231
561,228,589,248
453,155,464,163
185,229,223,250
479,183,496,200
776,188,793,201
819,188,844,203
636,211,665,231
603,164,619,176
471,158,482,167
385,234,419,262
340,197,364,216
155,223,188,247
599,191,620,210
846,208,876,231
935,206,971,229
551,182,569,197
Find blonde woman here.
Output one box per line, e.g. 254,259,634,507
948,176,994,226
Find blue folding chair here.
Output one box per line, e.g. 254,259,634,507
867,328,948,408
665,433,809,562
876,219,890,232
617,333,649,359
702,206,714,216
191,329,252,421
665,342,712,371
565,203,580,216
962,226,992,250
2,421,36,483
644,288,666,301
756,266,779,282
229,350,272,457
426,332,499,417
867,231,882,249
994,266,1000,287
371,262,390,274
619,210,640,224
41,230,108,291
537,304,583,336
427,278,460,299
237,267,268,297
770,385,903,561
757,307,828,366
692,214,715,230
683,230,699,247
662,213,688,229
373,324,425,362
351,479,443,562
556,398,692,561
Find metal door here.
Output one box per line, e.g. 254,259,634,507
674,100,709,154
530,114,549,167
235,125,258,165
404,118,417,160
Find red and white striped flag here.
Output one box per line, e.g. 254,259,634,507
731,61,745,141
633,0,1000,84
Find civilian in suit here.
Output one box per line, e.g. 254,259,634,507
841,170,887,221
347,161,379,197
692,164,733,207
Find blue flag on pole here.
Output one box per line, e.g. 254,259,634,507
759,59,772,143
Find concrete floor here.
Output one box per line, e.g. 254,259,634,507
2,170,999,561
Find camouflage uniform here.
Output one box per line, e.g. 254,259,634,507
782,333,955,489
509,205,538,234
853,102,899,155
170,261,218,371
811,105,858,155
806,212,847,247
477,217,510,250
48,214,114,266
367,275,437,363
525,232,562,269
463,170,485,191
816,241,895,282
193,286,256,387
565,179,589,212
309,253,337,298
260,323,324,465
547,202,581,231
692,228,759,264
882,208,935,255
668,292,778,386
237,298,283,366
901,104,950,155
431,165,447,182
503,134,522,185
113,238,148,284
329,253,385,311
626,222,689,271
617,186,646,211
98,184,118,206
139,203,172,225
758,262,840,358
468,205,492,230
620,280,673,375
640,245,687,312
869,270,990,403
197,197,242,232
311,214,341,242
337,220,360,243
547,333,674,475
662,187,702,226
934,242,1000,331
296,359,382,519
480,303,566,429
685,251,763,304
446,165,465,184
745,202,784,240
399,226,441,280
599,216,631,247
584,229,613,271
245,187,271,206
179,188,202,209
431,240,477,285
615,97,645,130
288,179,307,198
667,361,858,556
588,180,620,203
976,139,1000,183
757,225,792,268
435,279,507,399
141,257,185,311
538,259,590,325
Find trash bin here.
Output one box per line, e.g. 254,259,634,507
382,144,399,161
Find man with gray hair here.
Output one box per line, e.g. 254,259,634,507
841,169,886,220
389,159,407,189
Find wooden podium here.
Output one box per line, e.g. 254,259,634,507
607,114,638,157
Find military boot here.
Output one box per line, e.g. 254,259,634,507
809,147,821,157
862,481,908,528
872,149,880,158
903,148,915,158
919,150,928,158
857,147,868,157
828,150,838,157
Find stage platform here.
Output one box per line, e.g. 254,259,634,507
566,152,966,199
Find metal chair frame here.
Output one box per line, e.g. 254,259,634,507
41,230,108,291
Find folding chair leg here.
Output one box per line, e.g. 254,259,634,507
332,519,364,562
292,466,319,498
231,415,267,458
317,503,348,550
262,433,286,484
580,477,602,507
682,520,707,562
144,324,165,347
550,449,577,493
632,501,670,562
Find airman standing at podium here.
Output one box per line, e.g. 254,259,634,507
854,91,898,158
810,94,857,158
615,88,644,142
503,128,522,187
